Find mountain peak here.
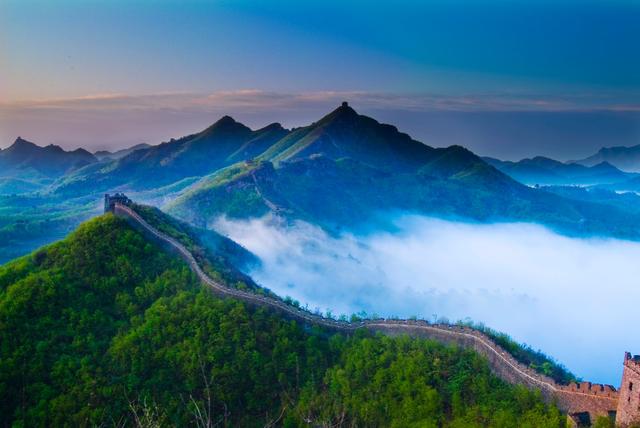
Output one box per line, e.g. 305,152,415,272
200,115,251,136
316,101,359,127
335,101,357,116
6,137,39,154
12,136,36,148
216,115,237,125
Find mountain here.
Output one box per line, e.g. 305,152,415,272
0,211,564,426
0,137,97,181
52,117,289,196
93,143,151,161
484,156,633,186
259,102,435,171
170,104,640,240
572,144,640,172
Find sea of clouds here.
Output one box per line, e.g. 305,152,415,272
213,214,640,385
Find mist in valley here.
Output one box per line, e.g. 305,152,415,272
214,214,640,385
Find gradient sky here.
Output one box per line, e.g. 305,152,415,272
1,0,638,158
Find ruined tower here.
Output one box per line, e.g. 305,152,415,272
616,352,640,427
104,193,132,213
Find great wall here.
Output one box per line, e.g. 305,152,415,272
105,194,639,427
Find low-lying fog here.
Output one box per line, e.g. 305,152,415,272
214,214,640,385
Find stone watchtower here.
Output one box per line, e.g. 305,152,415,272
616,353,640,427
104,193,132,213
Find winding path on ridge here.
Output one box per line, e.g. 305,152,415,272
113,202,619,421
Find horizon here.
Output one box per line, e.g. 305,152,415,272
2,101,639,162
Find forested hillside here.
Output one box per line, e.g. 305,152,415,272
0,215,566,427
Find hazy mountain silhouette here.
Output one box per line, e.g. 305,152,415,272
94,143,151,161
53,117,288,195
0,137,97,180
484,156,633,186
572,144,640,172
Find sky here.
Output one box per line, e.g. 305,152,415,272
0,0,639,158
215,213,640,385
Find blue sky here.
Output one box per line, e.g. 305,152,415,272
0,0,638,157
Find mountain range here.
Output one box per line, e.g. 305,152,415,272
572,144,640,172
52,117,288,196
0,137,98,185
3,103,640,263
483,156,634,186
163,104,640,240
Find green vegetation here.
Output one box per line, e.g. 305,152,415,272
133,204,260,289
0,215,566,427
0,194,97,264
168,105,640,241
463,322,577,385
171,150,640,241
293,335,565,428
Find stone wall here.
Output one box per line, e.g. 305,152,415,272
368,322,619,422
616,353,640,427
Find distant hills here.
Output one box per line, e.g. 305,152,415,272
52,116,288,195
484,156,634,186
0,137,96,181
94,143,151,161
572,144,640,172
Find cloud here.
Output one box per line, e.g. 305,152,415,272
213,214,640,385
3,89,639,113
1,89,638,157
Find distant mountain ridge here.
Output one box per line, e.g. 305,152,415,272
484,156,634,186
52,116,288,195
572,144,640,172
0,137,97,179
94,143,151,161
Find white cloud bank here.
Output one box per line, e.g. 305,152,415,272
214,215,640,385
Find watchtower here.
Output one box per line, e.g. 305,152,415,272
616,352,640,427
104,193,132,213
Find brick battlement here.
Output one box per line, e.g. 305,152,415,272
104,193,132,213
624,353,640,369
558,382,618,398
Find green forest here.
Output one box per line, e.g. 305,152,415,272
0,215,567,427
